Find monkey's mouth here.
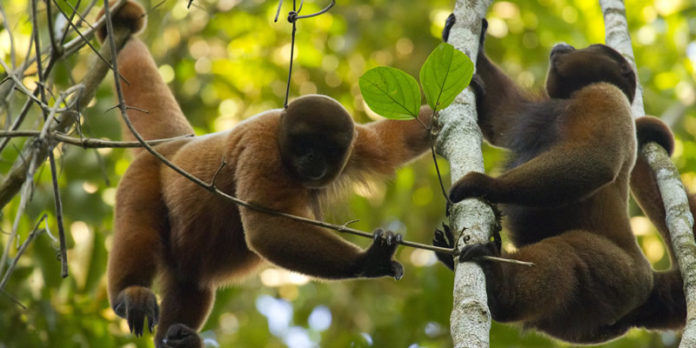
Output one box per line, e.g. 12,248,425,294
298,165,328,182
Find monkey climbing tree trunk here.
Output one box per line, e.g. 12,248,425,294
601,1,696,346
435,0,493,347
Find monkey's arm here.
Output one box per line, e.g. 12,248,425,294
113,38,194,143
346,106,432,177
452,85,633,207
473,49,534,148
235,149,402,280
445,16,531,147
96,0,194,147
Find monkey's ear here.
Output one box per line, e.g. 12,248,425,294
96,0,146,43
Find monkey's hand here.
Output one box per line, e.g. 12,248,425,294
161,324,203,348
458,242,499,264
96,0,146,43
433,224,455,271
449,171,496,203
359,229,404,280
442,15,488,47
113,286,159,336
442,13,456,42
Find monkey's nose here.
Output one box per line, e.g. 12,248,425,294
550,43,575,57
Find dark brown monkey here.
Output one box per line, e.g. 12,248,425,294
436,16,683,343
99,2,432,347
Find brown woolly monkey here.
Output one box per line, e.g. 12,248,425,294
98,2,433,347
435,16,686,343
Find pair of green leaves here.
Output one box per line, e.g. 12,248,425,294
359,43,474,119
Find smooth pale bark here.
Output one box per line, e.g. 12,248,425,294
435,0,493,346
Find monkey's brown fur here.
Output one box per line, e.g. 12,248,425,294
438,17,684,343
100,2,432,347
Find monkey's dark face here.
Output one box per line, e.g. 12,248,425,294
546,43,636,102
279,95,355,188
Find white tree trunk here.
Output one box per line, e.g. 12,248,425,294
600,1,696,346
435,1,492,346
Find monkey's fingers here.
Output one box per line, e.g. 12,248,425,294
162,323,202,348
391,261,404,280
442,13,456,42
433,226,455,271
127,308,146,336
459,242,498,263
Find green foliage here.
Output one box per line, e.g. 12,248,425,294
0,0,694,347
359,42,473,120
359,66,421,119
420,43,474,111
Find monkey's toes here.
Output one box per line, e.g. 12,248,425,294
162,323,202,348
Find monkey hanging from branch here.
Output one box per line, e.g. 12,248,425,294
98,2,433,347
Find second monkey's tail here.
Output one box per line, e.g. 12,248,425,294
97,1,194,154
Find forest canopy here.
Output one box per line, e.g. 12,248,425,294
1,0,695,347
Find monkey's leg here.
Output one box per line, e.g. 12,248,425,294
612,270,685,331
467,230,652,342
108,156,167,336
154,276,214,348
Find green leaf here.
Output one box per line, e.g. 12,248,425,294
359,66,421,120
420,42,474,111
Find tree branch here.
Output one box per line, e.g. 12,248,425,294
436,1,493,347
0,0,131,210
601,1,696,346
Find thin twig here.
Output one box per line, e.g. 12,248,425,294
0,215,48,290
209,159,227,189
294,0,334,20
0,149,41,279
427,111,452,204
0,130,194,148
59,0,82,46
62,0,127,57
45,0,62,58
52,0,126,79
431,146,452,204
0,10,133,210
0,288,27,310
0,2,16,70
31,0,70,278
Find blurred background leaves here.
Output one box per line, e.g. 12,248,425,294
0,0,694,347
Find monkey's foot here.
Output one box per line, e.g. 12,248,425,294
161,324,203,348
113,286,159,336
433,224,455,271
458,242,499,263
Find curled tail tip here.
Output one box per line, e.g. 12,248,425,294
636,116,674,156
96,0,147,43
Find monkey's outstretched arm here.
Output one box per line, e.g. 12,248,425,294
113,38,194,144
96,0,194,147
347,106,433,177
236,151,402,280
